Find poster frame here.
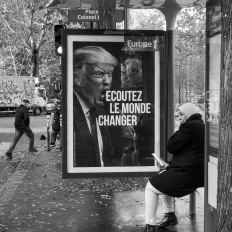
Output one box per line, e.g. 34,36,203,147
61,29,166,178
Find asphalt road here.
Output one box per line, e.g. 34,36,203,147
0,114,48,155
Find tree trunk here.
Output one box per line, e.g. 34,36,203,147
31,43,39,77
96,0,116,29
217,0,232,231
98,10,116,29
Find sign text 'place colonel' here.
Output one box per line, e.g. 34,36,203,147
68,9,100,22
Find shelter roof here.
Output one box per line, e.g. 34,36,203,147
47,0,207,10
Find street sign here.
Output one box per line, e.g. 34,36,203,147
68,9,100,22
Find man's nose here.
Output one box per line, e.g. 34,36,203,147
103,73,111,84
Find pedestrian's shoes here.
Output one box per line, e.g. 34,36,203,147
6,152,12,159
50,143,56,147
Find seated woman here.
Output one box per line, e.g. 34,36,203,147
143,103,204,232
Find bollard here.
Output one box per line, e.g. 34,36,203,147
51,112,54,128
189,192,196,216
47,114,50,151
60,113,62,151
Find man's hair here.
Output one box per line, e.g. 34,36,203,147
73,46,118,69
22,99,30,104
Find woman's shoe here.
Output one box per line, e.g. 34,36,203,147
157,212,178,229
143,224,157,232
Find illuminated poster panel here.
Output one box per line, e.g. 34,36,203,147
206,0,221,210
62,29,165,178
206,34,220,209
206,34,220,159
206,2,221,160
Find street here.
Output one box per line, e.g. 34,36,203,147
0,116,204,232
0,114,47,152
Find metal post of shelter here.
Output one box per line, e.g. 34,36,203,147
158,0,182,162
59,57,62,151
124,8,129,30
190,192,196,216
47,115,50,151
158,0,193,214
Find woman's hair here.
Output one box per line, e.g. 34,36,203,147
73,46,118,69
178,103,202,120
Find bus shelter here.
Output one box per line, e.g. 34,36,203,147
48,0,219,231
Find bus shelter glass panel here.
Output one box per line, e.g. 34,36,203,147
205,0,221,215
206,33,220,210
61,29,166,178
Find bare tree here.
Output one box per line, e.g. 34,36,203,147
0,0,54,77
95,0,116,29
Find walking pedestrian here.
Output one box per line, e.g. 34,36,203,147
6,99,38,159
143,103,204,231
50,106,60,146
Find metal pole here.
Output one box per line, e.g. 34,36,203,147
60,113,62,151
189,192,196,216
124,8,129,29
158,0,182,161
47,115,50,151
51,112,54,128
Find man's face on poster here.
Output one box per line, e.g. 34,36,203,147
75,63,114,107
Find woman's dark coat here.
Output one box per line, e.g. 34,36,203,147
149,114,205,197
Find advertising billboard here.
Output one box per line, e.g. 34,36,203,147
61,29,166,178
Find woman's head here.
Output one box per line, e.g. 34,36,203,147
177,103,202,124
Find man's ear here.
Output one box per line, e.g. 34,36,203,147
74,68,88,88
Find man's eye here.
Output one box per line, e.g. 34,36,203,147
93,72,103,77
92,72,113,77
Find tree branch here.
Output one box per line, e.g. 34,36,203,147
11,17,28,27
0,16,15,33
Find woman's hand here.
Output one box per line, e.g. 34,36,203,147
156,160,169,170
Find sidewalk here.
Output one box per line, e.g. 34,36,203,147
0,145,204,232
